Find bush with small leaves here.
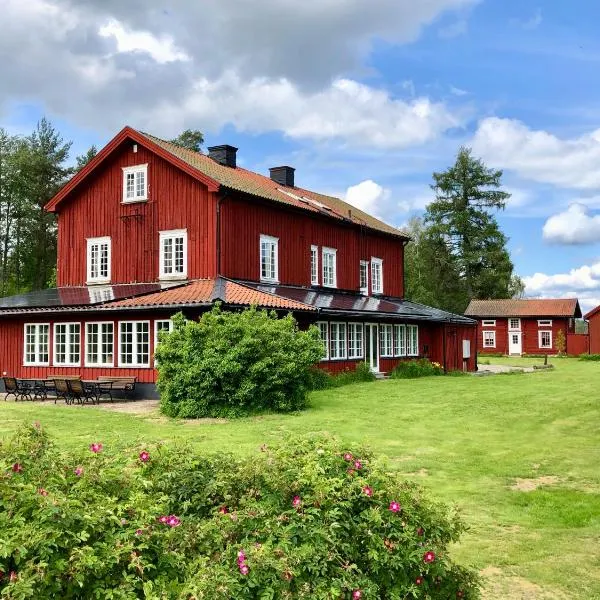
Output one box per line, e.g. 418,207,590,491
391,359,444,379
0,424,480,599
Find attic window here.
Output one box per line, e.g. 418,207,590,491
122,164,148,203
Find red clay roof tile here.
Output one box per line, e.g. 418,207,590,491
465,298,581,318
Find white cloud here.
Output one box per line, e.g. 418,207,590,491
345,180,390,218
472,117,600,190
98,19,189,64
438,19,468,39
543,203,600,245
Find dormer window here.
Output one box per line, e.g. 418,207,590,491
371,257,383,294
122,164,148,203
87,237,111,284
159,229,187,280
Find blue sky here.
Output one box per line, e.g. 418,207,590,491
2,0,600,311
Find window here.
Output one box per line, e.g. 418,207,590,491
371,257,383,294
54,323,81,366
539,330,552,349
311,246,319,285
394,324,406,356
122,164,148,202
482,319,496,327
260,235,279,282
87,237,111,283
538,319,552,327
407,325,419,356
154,320,174,364
509,318,521,330
160,230,187,280
317,322,329,361
322,247,337,288
119,321,150,367
23,324,49,366
379,324,393,357
348,323,364,359
86,322,114,367
360,261,369,295
483,330,496,348
329,322,347,359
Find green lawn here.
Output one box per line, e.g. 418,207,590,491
2,358,600,599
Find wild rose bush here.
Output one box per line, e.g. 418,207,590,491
156,308,324,418
0,424,480,599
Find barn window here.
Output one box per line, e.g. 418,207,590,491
317,322,329,361
260,235,279,283
310,246,319,285
371,257,383,294
348,323,364,359
379,324,393,357
54,323,81,366
322,247,337,288
119,321,150,367
23,323,50,366
122,164,148,203
483,330,496,348
539,330,552,349
87,237,111,284
329,322,347,359
86,322,114,367
538,319,552,327
394,324,406,356
160,230,187,280
482,319,496,327
407,325,419,356
359,261,369,295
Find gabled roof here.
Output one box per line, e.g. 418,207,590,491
584,305,600,320
45,126,407,239
465,298,582,318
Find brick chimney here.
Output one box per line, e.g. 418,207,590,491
208,145,238,168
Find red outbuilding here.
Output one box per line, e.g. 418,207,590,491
465,298,587,356
0,127,476,397
584,305,600,354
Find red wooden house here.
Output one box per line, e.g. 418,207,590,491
0,127,476,397
465,298,585,356
584,305,600,354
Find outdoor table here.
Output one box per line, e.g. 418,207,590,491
82,379,115,404
18,378,49,401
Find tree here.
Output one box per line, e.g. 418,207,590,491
169,129,204,152
75,145,98,171
424,146,517,312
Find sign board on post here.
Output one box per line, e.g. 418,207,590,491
462,340,471,359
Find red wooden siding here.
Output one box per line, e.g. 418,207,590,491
219,196,404,296
589,313,600,354
566,333,589,356
57,142,217,286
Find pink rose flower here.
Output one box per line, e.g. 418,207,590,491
74,466,84,477
416,576,424,585
11,463,22,473
158,515,168,524
166,515,181,527
135,529,144,536
343,452,353,461
90,443,103,453
239,564,250,575
237,550,246,563
292,495,302,508
38,488,49,496
354,460,363,470
362,486,373,497
423,551,436,564
352,590,362,599
139,451,150,463
389,501,401,513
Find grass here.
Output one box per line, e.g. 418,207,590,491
2,357,600,598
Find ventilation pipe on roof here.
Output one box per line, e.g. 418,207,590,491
269,166,295,187
208,145,238,168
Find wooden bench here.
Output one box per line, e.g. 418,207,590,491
98,376,137,400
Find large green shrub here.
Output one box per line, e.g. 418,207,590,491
579,353,600,361
391,359,444,379
156,308,324,418
308,362,376,390
0,424,480,599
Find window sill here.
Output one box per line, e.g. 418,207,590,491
322,284,337,289
86,280,111,286
85,363,115,368
260,279,280,284
159,275,187,282
53,363,81,368
121,198,148,205
23,363,50,367
116,364,151,369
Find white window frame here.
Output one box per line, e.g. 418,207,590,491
23,323,50,367
118,321,151,368
85,322,115,367
379,324,393,357
394,324,406,356
407,324,419,356
317,322,329,361
329,322,347,360
311,245,319,286
53,322,81,367
260,234,279,283
509,318,521,331
322,247,337,288
122,164,148,203
371,257,383,295
86,237,111,284
360,261,369,295
154,319,174,365
483,330,496,349
538,319,553,327
159,229,188,281
482,319,496,327
539,330,552,349
348,323,364,359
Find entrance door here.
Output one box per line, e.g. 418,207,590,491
364,324,379,372
509,331,522,355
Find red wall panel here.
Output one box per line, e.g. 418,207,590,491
589,314,600,354
566,333,589,355
57,142,217,286
219,196,405,296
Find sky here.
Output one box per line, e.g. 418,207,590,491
2,0,600,312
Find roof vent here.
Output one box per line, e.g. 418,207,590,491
270,166,295,187
208,144,238,168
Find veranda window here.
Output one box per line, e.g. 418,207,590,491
407,325,419,356
379,324,393,357
23,323,50,366
348,323,364,359
119,321,150,367
54,323,81,366
329,322,347,359
86,322,114,367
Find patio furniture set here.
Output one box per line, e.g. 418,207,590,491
2,375,137,405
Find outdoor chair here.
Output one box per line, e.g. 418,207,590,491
53,378,71,404
3,376,19,401
67,379,97,405
2,377,34,401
